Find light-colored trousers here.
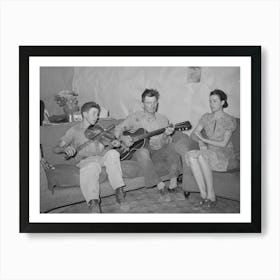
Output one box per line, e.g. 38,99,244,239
77,150,125,204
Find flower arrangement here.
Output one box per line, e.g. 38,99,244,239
54,90,79,107
54,90,80,121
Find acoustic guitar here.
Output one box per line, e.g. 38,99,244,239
119,121,192,160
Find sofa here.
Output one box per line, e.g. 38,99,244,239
40,118,188,213
40,118,240,213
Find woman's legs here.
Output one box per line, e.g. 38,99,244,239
187,152,207,199
186,151,216,202
197,155,216,201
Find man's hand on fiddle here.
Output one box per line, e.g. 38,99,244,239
64,145,76,157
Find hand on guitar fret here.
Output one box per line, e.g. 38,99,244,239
109,139,122,148
120,135,134,148
164,125,175,136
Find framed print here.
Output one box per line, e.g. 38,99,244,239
19,46,261,233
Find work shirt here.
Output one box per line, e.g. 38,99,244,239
61,122,105,162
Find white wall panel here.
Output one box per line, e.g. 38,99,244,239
72,66,239,126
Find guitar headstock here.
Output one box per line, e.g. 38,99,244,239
174,121,192,131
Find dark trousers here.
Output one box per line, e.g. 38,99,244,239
132,143,181,188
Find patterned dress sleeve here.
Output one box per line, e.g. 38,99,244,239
223,115,237,132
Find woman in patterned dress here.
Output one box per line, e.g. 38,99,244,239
186,89,238,208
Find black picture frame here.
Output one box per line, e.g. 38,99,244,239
20,46,261,233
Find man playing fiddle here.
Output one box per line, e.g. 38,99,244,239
53,101,129,213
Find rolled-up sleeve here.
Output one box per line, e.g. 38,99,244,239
60,128,74,146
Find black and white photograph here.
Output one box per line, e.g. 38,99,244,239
3,0,280,279
20,46,260,233
40,66,240,215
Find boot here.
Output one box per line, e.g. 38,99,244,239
88,199,101,213
115,186,130,212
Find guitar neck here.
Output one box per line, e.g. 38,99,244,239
144,127,166,139
134,126,169,142
133,121,190,142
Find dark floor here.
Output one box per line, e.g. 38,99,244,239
49,183,240,214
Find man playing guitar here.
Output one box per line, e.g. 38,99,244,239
114,88,182,202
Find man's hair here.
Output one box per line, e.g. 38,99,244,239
141,88,160,102
81,102,101,116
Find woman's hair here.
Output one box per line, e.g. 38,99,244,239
141,88,160,102
210,89,228,108
81,101,101,116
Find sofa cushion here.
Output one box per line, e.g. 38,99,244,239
231,118,240,162
43,159,141,193
226,118,240,170
44,164,108,193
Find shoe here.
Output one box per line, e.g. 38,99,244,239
159,187,171,202
184,191,191,199
192,198,208,210
177,174,183,184
116,187,130,212
119,201,130,212
203,199,217,209
88,199,101,213
168,187,185,201
115,186,126,204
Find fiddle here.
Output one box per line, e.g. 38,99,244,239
64,123,120,160
84,124,116,146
